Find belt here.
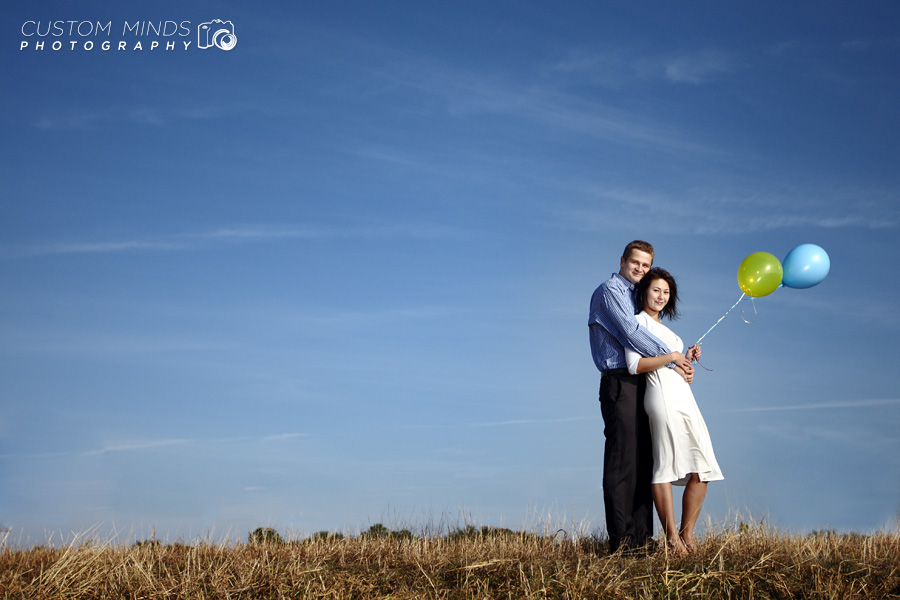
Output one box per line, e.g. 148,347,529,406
601,368,630,376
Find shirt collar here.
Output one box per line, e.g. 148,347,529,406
612,272,634,290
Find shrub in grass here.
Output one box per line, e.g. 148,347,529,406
248,526,284,545
363,523,414,540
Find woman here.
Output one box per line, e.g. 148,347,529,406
625,268,723,554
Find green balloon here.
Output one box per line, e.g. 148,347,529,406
737,252,783,297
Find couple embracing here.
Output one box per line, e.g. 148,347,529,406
589,240,723,555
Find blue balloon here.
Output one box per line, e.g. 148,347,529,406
782,244,830,289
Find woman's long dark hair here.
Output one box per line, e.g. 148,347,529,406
635,267,679,320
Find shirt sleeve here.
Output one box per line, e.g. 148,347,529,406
624,346,641,375
597,282,671,359
625,313,657,374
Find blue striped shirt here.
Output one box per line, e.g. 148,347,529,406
588,272,671,372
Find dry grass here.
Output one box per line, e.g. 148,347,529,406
2,524,899,599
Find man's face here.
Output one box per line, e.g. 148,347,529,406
619,249,653,286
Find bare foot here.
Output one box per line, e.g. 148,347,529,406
680,534,695,553
666,536,688,556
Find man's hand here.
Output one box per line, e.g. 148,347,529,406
674,365,694,384
686,344,702,363
671,352,694,375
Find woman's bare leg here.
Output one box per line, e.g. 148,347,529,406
652,482,687,554
679,473,707,551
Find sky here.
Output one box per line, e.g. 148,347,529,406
2,1,899,545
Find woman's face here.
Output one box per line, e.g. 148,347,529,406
645,278,670,313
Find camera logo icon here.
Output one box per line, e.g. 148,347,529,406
198,19,237,51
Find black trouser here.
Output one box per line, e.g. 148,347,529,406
599,369,654,551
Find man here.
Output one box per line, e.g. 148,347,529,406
588,240,698,553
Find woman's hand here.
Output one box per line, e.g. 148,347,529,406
669,352,694,374
674,365,694,384
686,344,702,362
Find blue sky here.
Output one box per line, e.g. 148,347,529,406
2,1,899,544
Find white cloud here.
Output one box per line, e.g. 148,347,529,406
261,433,307,442
3,222,470,259
548,182,899,236
81,439,192,456
196,227,325,241
375,55,717,158
33,104,260,130
7,433,313,460
469,415,600,428
549,46,733,86
661,51,732,84
33,240,186,254
733,398,900,412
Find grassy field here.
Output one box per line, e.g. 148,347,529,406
2,523,899,599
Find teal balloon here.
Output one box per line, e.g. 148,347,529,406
782,244,830,289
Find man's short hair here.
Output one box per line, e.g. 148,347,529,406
622,240,654,262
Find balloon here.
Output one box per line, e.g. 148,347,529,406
737,252,783,297
782,244,830,289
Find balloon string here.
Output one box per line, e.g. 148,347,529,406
694,293,745,347
694,357,713,371
740,297,758,324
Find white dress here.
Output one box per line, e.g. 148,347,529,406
625,312,724,486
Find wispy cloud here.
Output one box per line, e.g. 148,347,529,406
733,398,900,412
549,182,899,235
548,47,633,89
261,433,307,442
26,240,187,255
198,227,324,241
34,107,164,130
373,55,718,158
3,331,235,355
4,223,470,259
550,46,734,86
14,432,311,460
281,305,467,331
0,433,312,461
32,104,261,131
754,419,900,454
659,50,733,85
12,226,324,257
81,439,192,456
469,415,600,428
